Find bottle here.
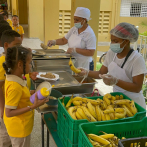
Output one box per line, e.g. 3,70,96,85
30,87,50,104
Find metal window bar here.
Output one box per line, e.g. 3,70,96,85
120,0,147,17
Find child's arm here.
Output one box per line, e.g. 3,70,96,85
0,81,5,118
5,93,49,117
21,34,24,41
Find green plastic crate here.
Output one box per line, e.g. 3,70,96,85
57,123,78,147
57,92,146,145
79,117,147,147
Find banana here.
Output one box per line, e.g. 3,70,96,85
61,96,65,107
120,95,123,99
69,57,81,73
73,100,82,106
114,100,130,105
77,107,87,120
101,101,107,110
88,137,101,147
122,104,134,117
121,137,126,139
81,102,87,107
100,134,114,139
88,134,110,145
115,109,126,119
89,99,101,105
108,139,116,147
103,93,112,99
129,101,137,115
68,107,77,120
105,113,111,120
101,111,106,121
72,96,83,102
75,111,83,119
87,102,97,119
103,97,111,106
81,106,97,122
114,108,125,113
104,105,114,113
109,113,115,120
111,96,116,100
95,105,102,121
112,136,119,145
66,94,74,108
115,95,120,100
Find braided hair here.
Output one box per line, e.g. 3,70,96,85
3,46,31,79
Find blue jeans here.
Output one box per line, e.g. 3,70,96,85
89,61,94,71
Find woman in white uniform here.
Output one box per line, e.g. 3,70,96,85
47,7,96,70
78,22,147,109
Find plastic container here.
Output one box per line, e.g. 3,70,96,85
79,117,147,147
46,89,62,106
57,92,146,145
30,87,49,104
118,137,147,147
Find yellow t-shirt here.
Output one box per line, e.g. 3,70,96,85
7,19,12,27
4,75,34,137
0,55,6,95
12,25,24,35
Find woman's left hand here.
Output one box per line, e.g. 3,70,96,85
99,74,118,86
66,48,76,54
29,72,38,81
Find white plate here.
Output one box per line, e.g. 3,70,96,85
37,72,59,81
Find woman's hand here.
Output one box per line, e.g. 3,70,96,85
76,68,89,77
29,72,38,81
47,40,56,47
99,74,118,86
31,93,49,109
66,48,76,54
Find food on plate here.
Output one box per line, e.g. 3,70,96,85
34,51,46,55
40,73,56,79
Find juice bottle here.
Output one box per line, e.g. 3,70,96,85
30,87,49,104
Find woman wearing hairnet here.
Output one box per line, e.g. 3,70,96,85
47,7,96,70
78,22,147,109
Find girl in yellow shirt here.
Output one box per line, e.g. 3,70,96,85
3,46,48,147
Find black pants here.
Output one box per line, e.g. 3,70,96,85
89,60,94,71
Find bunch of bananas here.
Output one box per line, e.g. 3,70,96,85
62,93,138,122
87,131,120,147
69,57,81,74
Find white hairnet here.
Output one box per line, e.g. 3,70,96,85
110,22,139,42
74,7,91,21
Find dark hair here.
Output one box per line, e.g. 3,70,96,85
0,14,4,21
0,20,9,25
1,30,20,47
0,24,12,38
12,15,19,18
3,46,31,78
2,10,8,17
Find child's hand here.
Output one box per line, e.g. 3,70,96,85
32,93,49,109
30,90,35,95
29,72,38,81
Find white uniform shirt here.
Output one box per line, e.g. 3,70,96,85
65,26,96,62
0,47,4,56
103,49,147,81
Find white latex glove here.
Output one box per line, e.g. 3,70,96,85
99,74,118,86
76,67,89,77
47,40,56,47
66,47,76,54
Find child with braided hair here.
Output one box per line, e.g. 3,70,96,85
3,46,48,147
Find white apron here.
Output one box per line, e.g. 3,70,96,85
68,33,90,70
108,53,146,109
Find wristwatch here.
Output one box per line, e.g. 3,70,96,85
27,106,33,111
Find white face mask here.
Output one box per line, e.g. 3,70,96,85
110,40,126,53
74,20,85,29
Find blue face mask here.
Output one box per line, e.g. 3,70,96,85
110,41,126,53
74,20,84,29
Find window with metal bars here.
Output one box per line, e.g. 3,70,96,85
120,0,147,17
